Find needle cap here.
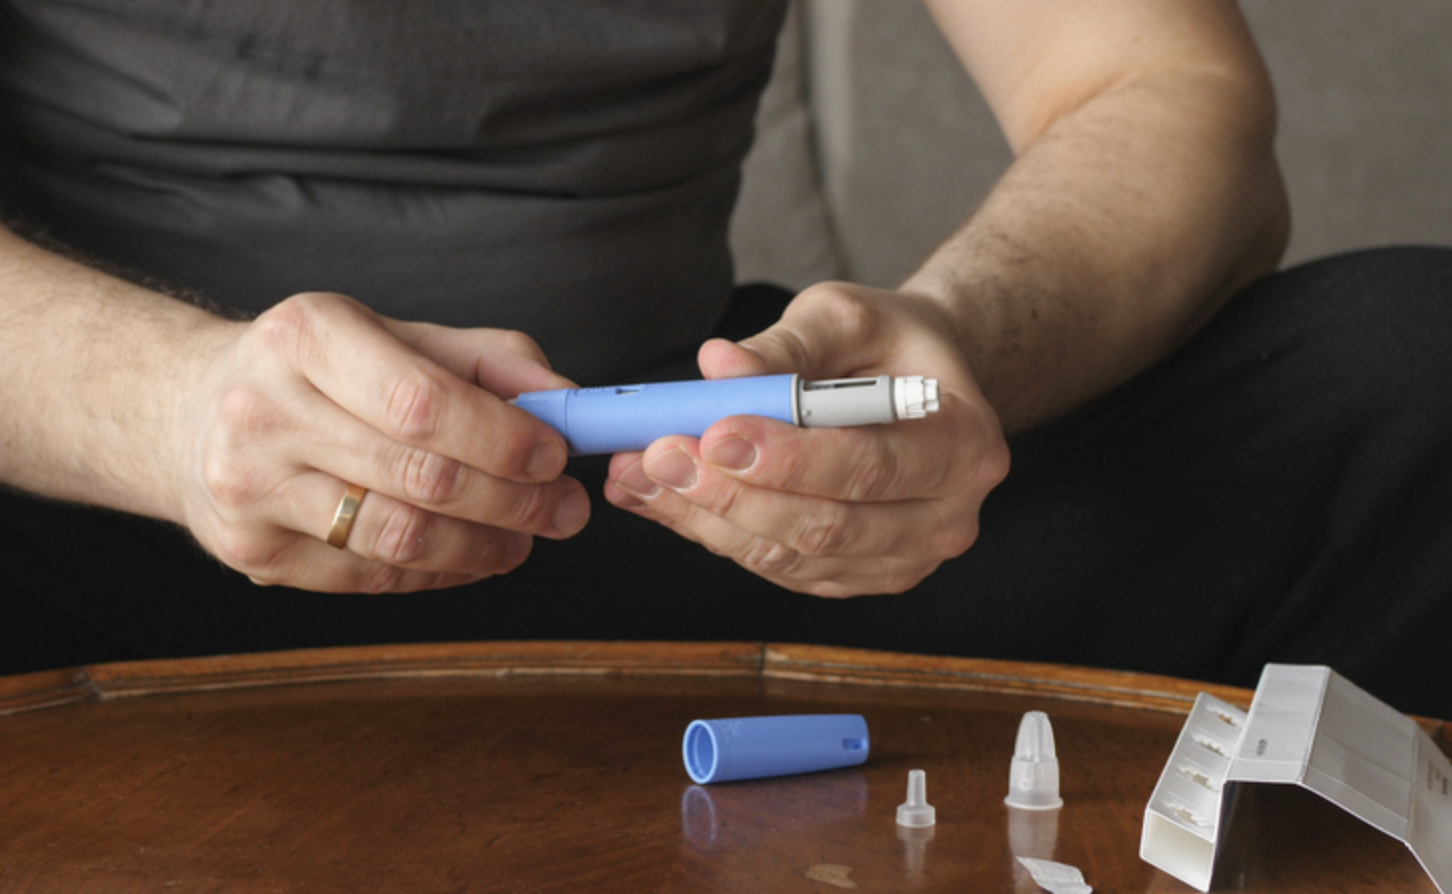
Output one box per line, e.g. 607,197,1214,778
1005,711,1064,810
896,768,937,827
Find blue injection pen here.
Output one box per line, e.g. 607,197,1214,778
513,373,939,455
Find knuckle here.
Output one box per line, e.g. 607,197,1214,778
923,496,982,561
793,505,856,558
740,539,800,578
198,450,254,510
248,293,371,378
804,580,855,599
494,329,548,365
250,295,320,361
703,477,744,519
210,527,286,579
501,482,562,533
369,503,434,565
198,443,272,513
384,368,450,443
759,445,815,491
931,521,980,561
948,412,1011,496
492,423,554,480
796,283,879,340
980,438,1012,491
842,450,901,502
394,446,465,505
212,382,286,445
197,387,290,510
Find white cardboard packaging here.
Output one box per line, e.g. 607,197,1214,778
1141,664,1451,892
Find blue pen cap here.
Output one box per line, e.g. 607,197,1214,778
682,714,870,784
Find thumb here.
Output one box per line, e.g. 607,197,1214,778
698,283,885,381
696,335,778,380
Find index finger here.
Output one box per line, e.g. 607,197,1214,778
267,294,568,484
383,318,578,398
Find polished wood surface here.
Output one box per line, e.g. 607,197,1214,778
1,642,1446,892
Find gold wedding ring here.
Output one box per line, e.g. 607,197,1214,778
326,483,368,549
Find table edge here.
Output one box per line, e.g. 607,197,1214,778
1,641,1443,745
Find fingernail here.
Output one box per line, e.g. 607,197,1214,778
705,435,757,472
646,448,698,491
736,340,767,361
614,459,661,499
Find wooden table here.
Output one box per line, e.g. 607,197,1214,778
1,643,1446,892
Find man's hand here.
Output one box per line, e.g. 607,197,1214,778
604,282,1009,597
181,292,590,593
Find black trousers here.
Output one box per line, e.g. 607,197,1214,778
5,247,1451,717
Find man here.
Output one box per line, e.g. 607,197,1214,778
3,2,1447,715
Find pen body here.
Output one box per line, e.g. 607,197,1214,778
514,374,798,455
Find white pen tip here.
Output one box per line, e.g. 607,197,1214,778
893,376,940,420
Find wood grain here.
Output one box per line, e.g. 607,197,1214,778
0,643,1444,892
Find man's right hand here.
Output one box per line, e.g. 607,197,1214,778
180,292,589,593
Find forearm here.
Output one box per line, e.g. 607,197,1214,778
0,224,236,520
902,69,1289,432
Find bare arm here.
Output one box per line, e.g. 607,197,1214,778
0,225,225,519
912,0,1289,430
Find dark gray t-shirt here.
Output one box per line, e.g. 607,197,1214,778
0,0,787,381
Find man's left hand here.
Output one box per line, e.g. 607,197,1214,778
604,282,1010,597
